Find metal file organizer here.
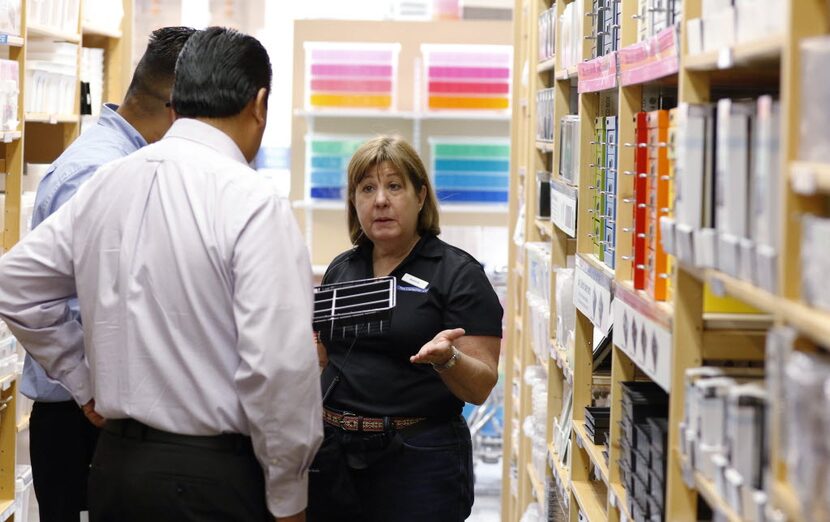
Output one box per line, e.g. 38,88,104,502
313,276,397,341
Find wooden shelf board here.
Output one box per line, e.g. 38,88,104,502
610,483,633,521
0,131,21,144
25,113,79,124
27,24,81,42
571,480,608,522
573,420,610,486
581,252,616,285
82,23,122,38
527,462,546,503
16,413,29,433
555,66,578,81
615,279,674,328
684,35,783,72
790,160,830,195
537,56,556,73
779,298,830,350
773,480,802,522
536,350,549,375
552,345,574,384
548,443,571,493
295,108,511,121
535,218,553,238
693,470,743,522
0,499,14,522
536,140,554,153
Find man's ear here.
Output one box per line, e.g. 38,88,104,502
253,87,268,126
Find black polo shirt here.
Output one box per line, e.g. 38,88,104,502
320,233,503,418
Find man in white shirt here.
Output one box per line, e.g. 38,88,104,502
0,27,322,522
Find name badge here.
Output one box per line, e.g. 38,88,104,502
402,273,429,290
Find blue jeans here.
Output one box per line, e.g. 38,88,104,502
308,415,474,522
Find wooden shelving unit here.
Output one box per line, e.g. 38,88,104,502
506,0,828,521
0,0,133,512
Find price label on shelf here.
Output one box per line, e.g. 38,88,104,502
551,179,577,237
717,47,734,69
49,114,58,125
792,164,817,195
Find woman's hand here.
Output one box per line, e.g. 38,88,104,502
410,328,465,366
411,329,500,405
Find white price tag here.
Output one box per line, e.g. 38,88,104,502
3,133,11,144
792,165,817,195
49,114,57,125
717,47,734,69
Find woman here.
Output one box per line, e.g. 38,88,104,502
308,135,503,522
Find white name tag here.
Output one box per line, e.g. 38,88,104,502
402,273,429,289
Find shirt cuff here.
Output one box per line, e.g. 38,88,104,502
61,362,93,405
267,473,309,518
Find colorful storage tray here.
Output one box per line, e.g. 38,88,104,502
307,135,368,200
429,138,510,203
421,44,512,111
305,43,400,110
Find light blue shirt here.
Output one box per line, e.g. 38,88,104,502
21,103,147,402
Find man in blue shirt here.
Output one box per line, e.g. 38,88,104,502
24,26,196,522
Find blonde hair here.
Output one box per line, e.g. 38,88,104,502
346,135,440,246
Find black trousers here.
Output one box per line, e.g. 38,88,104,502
29,400,100,522
88,420,271,522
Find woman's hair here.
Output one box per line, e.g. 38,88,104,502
346,135,440,246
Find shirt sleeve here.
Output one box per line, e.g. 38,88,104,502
0,195,92,404
231,193,323,518
443,261,504,337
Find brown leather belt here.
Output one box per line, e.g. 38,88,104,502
323,408,425,432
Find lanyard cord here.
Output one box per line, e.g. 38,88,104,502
321,336,358,404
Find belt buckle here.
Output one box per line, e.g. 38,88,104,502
340,411,358,431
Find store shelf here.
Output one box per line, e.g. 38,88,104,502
610,483,633,521
0,499,14,522
615,280,674,328
548,444,571,493
294,109,511,121
680,263,779,318
536,140,554,153
790,160,830,195
82,23,123,38
581,253,616,284
0,131,21,144
24,113,79,124
527,462,546,502
692,469,743,522
535,218,553,238
27,24,81,42
553,347,574,385
778,298,830,350
17,413,29,433
684,35,784,72
536,351,549,375
573,420,609,486
0,34,23,47
438,203,509,214
773,480,803,522
537,56,556,73
0,373,14,391
514,316,523,332
571,480,608,522
555,65,578,81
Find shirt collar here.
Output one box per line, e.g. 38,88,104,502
162,118,249,166
356,233,444,263
97,103,147,150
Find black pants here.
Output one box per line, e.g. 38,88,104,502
308,415,475,522
29,400,100,522
88,420,271,522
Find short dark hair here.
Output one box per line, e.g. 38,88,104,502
125,26,196,102
171,27,272,119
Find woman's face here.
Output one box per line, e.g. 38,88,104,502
354,161,426,247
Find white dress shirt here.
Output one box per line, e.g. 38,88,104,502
0,118,323,517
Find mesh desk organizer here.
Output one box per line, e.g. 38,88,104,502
313,276,397,341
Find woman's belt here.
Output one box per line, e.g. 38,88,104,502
323,407,426,432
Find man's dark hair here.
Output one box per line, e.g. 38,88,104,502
125,26,196,103
171,27,272,119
